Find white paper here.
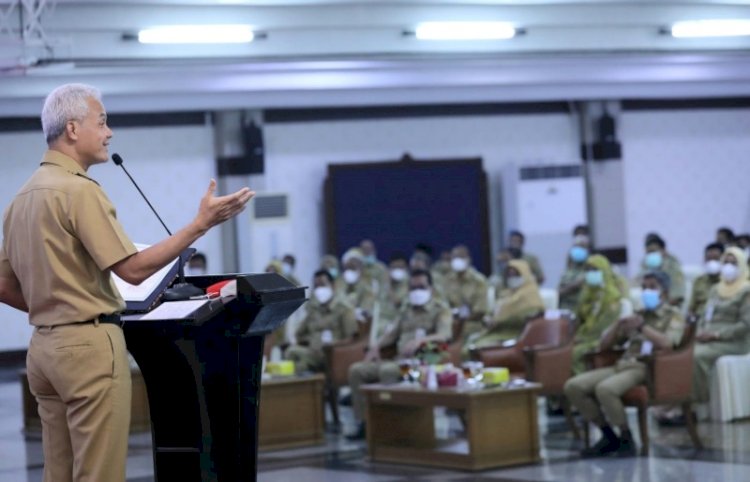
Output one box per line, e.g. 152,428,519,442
111,243,179,302
640,340,654,356
139,300,209,321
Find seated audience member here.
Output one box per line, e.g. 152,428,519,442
508,230,545,285
687,243,725,318
346,269,452,439
736,234,750,267
637,233,685,307
469,259,544,350
574,255,625,373
281,253,301,286
444,245,489,340
411,250,446,299
360,239,389,293
432,249,453,279
379,252,410,323
338,248,376,323
692,246,750,407
564,271,683,457
558,232,591,311
186,252,207,276
285,270,358,373
716,226,736,248
320,254,341,281
265,260,283,275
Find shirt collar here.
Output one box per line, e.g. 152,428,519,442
40,150,99,185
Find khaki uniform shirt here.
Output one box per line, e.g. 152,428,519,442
443,267,489,321
379,297,453,356
619,305,684,360
558,264,587,311
378,279,409,325
638,252,686,302
0,151,137,326
523,253,545,284
362,260,389,294
701,285,750,344
336,277,376,312
295,296,358,351
688,274,719,316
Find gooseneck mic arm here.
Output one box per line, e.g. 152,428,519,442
112,153,172,236
111,153,203,301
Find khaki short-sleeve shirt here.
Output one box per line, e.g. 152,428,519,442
1,150,138,326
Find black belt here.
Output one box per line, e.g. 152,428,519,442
81,313,123,328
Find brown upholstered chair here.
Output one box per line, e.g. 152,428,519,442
322,339,368,426
583,316,702,455
470,313,580,438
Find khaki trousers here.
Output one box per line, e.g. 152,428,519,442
564,360,646,428
26,322,131,482
285,345,326,374
348,361,400,422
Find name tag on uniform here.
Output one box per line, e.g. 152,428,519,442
640,340,654,355
704,303,715,322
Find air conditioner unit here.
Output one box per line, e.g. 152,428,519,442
247,193,293,273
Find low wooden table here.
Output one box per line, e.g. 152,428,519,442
258,374,325,451
362,382,541,471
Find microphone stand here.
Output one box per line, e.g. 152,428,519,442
112,153,204,301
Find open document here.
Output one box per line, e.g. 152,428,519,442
112,243,180,312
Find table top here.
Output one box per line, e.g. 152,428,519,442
261,373,325,386
361,380,541,399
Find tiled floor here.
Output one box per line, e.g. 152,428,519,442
2,366,750,481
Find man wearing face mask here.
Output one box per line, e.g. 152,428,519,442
687,243,725,318
286,270,358,374
565,271,684,457
337,248,376,323
443,245,489,341
280,253,301,286
558,232,591,311
360,239,389,294
320,254,341,281
346,269,452,440
185,252,207,276
377,253,411,335
637,233,685,307
509,230,545,285
691,246,750,407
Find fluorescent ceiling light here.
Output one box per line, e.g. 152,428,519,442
671,19,750,38
415,22,516,41
138,25,254,44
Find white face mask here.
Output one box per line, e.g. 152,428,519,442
506,276,524,290
343,269,360,285
451,257,468,272
409,289,431,306
281,262,293,276
313,286,333,304
705,260,722,275
390,268,407,282
721,263,739,283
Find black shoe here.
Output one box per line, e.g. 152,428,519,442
339,393,352,406
345,422,366,441
616,433,638,457
581,435,620,458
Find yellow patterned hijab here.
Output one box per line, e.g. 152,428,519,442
717,247,750,299
576,254,622,325
494,259,544,322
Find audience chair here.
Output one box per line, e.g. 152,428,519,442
322,338,368,426
470,313,580,438
583,317,702,455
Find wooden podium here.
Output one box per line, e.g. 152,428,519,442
122,273,306,482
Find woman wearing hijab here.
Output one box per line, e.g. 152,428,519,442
573,254,625,373
467,259,544,351
692,246,750,405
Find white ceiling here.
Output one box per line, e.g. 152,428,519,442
1,0,750,114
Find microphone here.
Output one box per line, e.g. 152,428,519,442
111,153,203,302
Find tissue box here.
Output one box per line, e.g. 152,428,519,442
482,367,510,385
266,361,295,376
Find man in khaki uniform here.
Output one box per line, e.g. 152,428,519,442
376,252,410,336
337,248,376,323
564,271,683,458
443,245,489,340
637,233,686,306
360,239,389,293
687,242,724,318
346,269,452,439
0,83,252,482
286,270,358,373
509,230,545,285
